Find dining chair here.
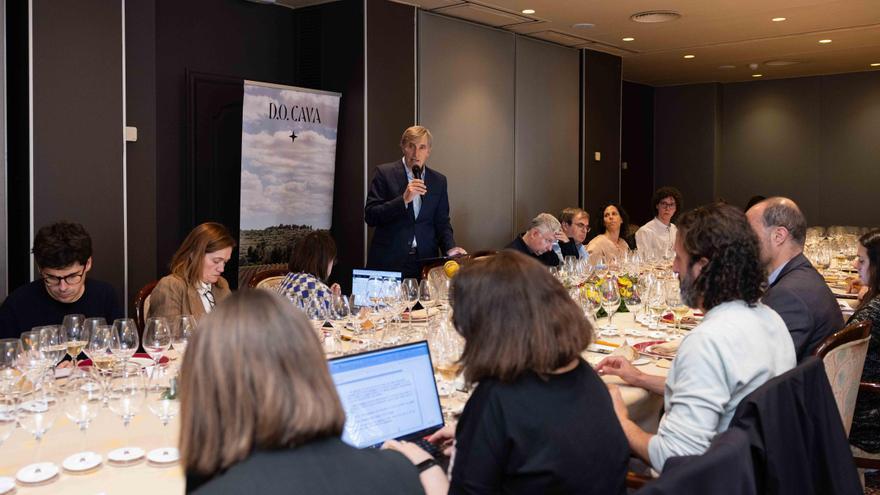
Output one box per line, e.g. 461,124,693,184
812,320,872,436
247,267,289,290
134,280,159,334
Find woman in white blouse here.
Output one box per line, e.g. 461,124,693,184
586,203,630,263
635,187,682,261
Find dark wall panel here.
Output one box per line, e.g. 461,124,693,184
125,0,158,308
583,50,621,226
32,0,125,302
816,71,880,227
653,83,719,211
720,79,822,217
621,81,654,225
419,12,515,251
366,0,415,264
5,0,29,293
514,37,580,230
155,0,365,291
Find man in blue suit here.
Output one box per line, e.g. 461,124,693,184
365,126,466,278
746,197,844,361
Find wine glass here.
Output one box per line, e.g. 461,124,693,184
419,279,437,324
436,278,452,317
0,339,22,395
305,296,329,343
623,282,643,328
63,314,91,368
106,362,147,463
61,370,103,472
599,277,621,332
36,325,67,369
0,388,17,490
326,294,351,357
19,330,51,384
645,280,668,332
15,368,60,484
111,318,140,364
146,363,180,464
169,315,196,358
86,325,117,405
402,278,419,331
143,317,172,365
666,279,689,336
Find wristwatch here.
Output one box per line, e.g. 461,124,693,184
415,458,439,473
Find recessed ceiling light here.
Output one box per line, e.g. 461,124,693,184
522,9,535,14
818,39,832,44
683,54,695,59
772,17,787,22
752,74,763,78
631,10,681,23
871,63,880,67
622,37,635,42
573,23,595,29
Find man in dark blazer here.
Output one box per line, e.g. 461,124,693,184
746,197,843,361
365,126,466,278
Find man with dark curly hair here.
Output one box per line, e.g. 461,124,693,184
0,221,123,339
596,203,796,472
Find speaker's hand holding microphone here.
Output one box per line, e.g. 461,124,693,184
404,165,427,204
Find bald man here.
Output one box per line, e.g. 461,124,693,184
746,197,843,360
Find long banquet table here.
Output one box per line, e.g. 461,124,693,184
0,313,669,494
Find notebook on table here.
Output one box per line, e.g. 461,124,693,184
327,340,444,449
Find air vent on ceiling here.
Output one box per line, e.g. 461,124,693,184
630,10,681,23
764,60,802,67
435,3,535,27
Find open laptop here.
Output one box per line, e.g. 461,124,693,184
351,268,402,307
328,340,444,449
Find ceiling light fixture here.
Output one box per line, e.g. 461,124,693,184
683,54,695,59
752,74,763,78
871,63,880,67
622,37,635,42
818,39,832,44
573,23,595,29
772,17,787,22
631,10,681,23
522,9,535,14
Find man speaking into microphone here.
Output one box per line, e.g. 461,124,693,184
365,126,466,279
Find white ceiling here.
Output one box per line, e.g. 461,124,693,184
390,0,880,86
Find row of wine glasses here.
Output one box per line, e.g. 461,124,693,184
0,338,182,485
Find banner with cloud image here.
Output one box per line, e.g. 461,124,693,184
238,80,341,273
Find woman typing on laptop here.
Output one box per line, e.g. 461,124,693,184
385,251,629,494
179,290,424,494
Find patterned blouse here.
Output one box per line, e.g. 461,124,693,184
276,272,332,310
847,295,880,453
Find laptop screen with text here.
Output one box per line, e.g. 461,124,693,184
328,341,444,449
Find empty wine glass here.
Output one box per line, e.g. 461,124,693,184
143,317,171,365
19,330,51,382
305,296,329,343
599,277,621,332
146,363,180,464
111,318,140,364
0,339,22,395
169,315,195,358
106,362,147,463
402,278,419,331
623,282,643,326
645,280,668,332
0,389,17,490
15,368,60,484
61,370,103,472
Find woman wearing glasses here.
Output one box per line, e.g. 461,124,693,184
0,221,123,339
180,290,424,494
150,222,235,321
635,186,682,261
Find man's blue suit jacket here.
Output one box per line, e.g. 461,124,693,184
364,160,455,271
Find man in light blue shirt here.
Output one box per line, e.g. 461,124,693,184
596,203,796,472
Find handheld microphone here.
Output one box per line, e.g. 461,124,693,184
413,165,423,180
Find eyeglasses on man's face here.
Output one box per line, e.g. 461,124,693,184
41,267,86,287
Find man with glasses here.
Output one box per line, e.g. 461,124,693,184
506,213,562,267
553,207,590,262
635,186,683,260
746,197,843,361
0,221,123,339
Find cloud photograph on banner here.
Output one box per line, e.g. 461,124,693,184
238,81,341,274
